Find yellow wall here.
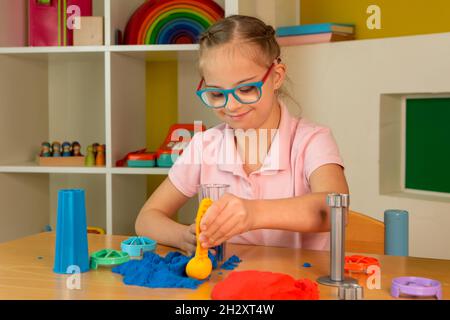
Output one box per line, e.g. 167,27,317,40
301,0,450,39
145,61,178,203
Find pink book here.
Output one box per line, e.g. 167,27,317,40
276,32,354,47
29,0,92,47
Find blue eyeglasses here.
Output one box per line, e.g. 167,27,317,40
196,61,277,109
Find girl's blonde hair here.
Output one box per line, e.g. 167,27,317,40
198,15,300,111
199,15,280,68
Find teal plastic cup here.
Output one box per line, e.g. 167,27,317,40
384,209,409,256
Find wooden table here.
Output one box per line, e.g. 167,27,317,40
0,233,448,300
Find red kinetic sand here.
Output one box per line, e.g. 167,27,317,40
211,270,320,300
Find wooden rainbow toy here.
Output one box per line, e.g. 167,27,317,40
124,0,224,45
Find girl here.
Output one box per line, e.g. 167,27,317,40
136,15,349,255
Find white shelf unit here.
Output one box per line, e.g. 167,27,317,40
0,0,299,241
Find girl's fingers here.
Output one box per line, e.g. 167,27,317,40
189,223,196,235
209,227,240,248
201,209,233,241
205,215,239,246
185,243,196,256
200,196,229,231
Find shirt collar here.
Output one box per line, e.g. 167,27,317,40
217,100,292,176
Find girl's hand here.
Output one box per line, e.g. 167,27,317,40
179,223,197,256
199,193,254,248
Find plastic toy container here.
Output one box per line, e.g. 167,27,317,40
121,236,157,257
127,152,156,167
156,150,178,167
90,249,130,270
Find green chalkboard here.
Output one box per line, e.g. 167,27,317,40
405,98,450,194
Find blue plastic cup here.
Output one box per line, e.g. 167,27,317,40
384,209,409,256
53,189,90,274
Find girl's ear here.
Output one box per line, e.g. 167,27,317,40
272,62,287,91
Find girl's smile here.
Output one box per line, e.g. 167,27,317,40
225,109,254,121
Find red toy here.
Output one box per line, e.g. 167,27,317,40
116,124,206,168
345,255,381,274
211,271,320,300
156,123,206,167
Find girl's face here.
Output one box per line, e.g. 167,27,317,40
201,43,286,130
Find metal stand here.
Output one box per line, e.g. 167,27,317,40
317,193,357,287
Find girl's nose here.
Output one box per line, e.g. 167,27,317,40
225,93,242,113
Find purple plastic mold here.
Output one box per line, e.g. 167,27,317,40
391,277,442,300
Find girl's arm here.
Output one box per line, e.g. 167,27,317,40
135,177,193,251
250,164,348,232
199,164,349,248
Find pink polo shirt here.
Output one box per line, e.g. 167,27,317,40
168,100,344,251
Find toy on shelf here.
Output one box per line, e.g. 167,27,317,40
39,140,84,166
85,145,96,166
186,198,214,280
73,16,104,46
115,124,206,168
156,123,206,167
128,152,157,168
90,249,130,270
391,277,442,300
38,141,105,167
52,141,62,157
40,142,52,157
72,141,83,156
121,236,157,257
29,0,93,47
123,0,224,45
82,143,106,167
95,144,105,166
62,142,72,157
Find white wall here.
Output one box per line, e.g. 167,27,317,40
283,32,450,260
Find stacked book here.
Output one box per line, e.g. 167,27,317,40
276,23,355,46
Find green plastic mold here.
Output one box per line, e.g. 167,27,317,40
90,249,130,270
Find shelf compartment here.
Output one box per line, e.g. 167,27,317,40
109,0,226,45
0,52,106,168
0,0,106,48
111,174,148,235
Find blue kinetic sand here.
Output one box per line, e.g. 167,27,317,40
112,251,242,289
220,255,242,270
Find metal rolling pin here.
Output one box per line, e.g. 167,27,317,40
318,193,357,287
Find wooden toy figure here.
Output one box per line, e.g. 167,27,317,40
95,144,105,166
52,142,61,157
62,142,72,157
92,143,100,157
85,145,96,167
72,141,83,156
40,142,52,157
